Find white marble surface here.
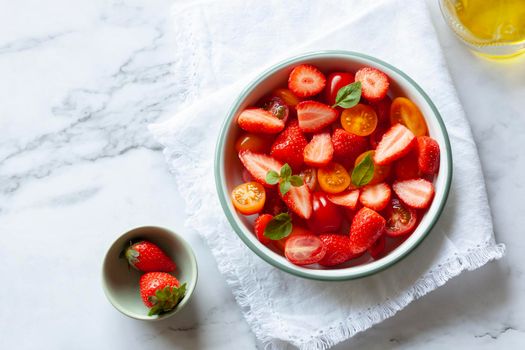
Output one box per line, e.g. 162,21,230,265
0,0,523,349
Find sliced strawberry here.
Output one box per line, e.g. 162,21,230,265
394,150,420,180
326,190,360,210
237,108,285,134
270,119,308,171
349,207,386,255
318,234,358,267
296,101,338,133
254,214,273,245
417,136,440,175
288,64,326,98
374,124,415,165
393,178,435,209
355,67,389,102
280,184,313,219
304,132,333,167
331,128,369,167
238,150,283,187
359,183,391,211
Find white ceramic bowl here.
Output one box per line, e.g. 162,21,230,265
215,51,452,281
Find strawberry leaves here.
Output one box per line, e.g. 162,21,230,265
351,153,374,186
332,81,361,109
147,283,187,316
266,163,303,195
263,213,293,240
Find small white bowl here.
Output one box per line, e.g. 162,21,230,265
102,226,198,320
214,51,452,281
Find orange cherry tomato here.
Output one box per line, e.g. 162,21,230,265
235,133,273,153
231,182,266,215
317,163,351,194
390,97,428,136
355,150,391,185
341,103,378,136
271,88,301,107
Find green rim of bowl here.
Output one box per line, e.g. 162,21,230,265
214,50,453,281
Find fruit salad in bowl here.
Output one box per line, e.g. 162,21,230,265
215,51,452,281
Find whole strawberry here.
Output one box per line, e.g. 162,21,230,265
332,128,369,167
318,234,359,267
349,207,386,255
270,119,308,171
124,241,176,272
140,272,186,316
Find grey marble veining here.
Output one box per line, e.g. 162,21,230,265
0,0,523,349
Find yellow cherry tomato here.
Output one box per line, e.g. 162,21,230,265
354,150,391,185
341,103,378,136
317,163,351,194
390,97,428,136
231,182,266,215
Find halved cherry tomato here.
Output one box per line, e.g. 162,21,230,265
307,192,343,234
284,234,326,265
271,88,301,108
235,133,273,153
325,72,355,106
317,163,351,194
368,234,386,260
274,226,312,251
231,182,266,215
384,198,417,236
390,97,428,136
300,167,318,191
355,150,391,185
341,103,378,136
261,96,289,123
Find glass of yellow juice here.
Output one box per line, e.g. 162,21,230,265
439,0,525,58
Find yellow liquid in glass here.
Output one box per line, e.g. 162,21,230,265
454,0,525,44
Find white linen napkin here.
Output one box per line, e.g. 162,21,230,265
150,0,505,348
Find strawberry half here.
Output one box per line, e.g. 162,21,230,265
349,207,386,255
280,184,313,219
239,150,283,187
393,178,435,209
374,124,415,165
331,128,369,167
296,101,338,133
270,120,308,170
318,234,359,267
237,108,285,134
288,64,326,98
417,136,440,174
355,67,389,102
326,190,360,210
254,214,273,245
304,132,334,167
359,183,391,211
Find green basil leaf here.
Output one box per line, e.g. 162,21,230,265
264,213,293,240
351,153,374,186
280,163,292,180
333,81,362,109
279,180,291,196
265,170,280,185
289,175,304,187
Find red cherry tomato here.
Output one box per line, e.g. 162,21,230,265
384,198,417,236
307,192,343,234
284,234,326,265
325,72,355,106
